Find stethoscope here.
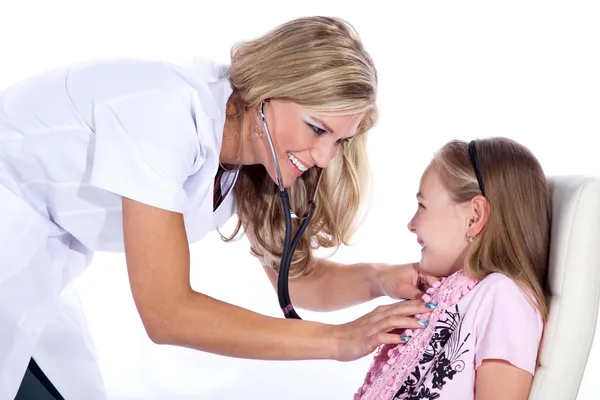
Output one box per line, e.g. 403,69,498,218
258,100,324,320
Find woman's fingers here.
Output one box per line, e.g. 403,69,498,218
374,314,428,334
422,273,441,287
331,299,437,361
368,299,436,336
389,299,436,315
371,332,411,348
370,299,435,322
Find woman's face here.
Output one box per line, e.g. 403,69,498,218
255,99,365,188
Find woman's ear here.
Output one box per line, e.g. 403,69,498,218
466,195,490,237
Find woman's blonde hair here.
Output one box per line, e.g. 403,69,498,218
430,137,552,322
222,16,378,277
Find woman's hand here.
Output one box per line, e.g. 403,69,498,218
374,262,440,300
329,299,436,362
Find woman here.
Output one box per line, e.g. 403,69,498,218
1,16,435,399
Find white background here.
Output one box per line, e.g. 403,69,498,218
1,0,599,398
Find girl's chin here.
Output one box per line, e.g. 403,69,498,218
419,258,454,278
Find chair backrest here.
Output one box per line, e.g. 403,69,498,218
529,175,600,400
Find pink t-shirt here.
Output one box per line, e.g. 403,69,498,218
393,272,544,399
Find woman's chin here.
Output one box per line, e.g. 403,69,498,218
266,167,297,189
280,174,298,189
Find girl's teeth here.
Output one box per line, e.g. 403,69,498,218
288,153,308,172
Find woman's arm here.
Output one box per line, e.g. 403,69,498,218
122,198,432,361
475,359,534,400
262,260,429,312
248,223,428,312
262,259,384,312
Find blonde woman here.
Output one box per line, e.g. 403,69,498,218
1,16,435,399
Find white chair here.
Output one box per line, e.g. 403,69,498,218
529,175,600,400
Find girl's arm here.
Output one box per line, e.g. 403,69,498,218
476,359,534,400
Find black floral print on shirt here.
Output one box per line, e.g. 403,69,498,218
393,304,471,399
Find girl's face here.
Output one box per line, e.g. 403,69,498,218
407,167,477,277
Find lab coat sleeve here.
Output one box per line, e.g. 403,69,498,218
88,87,203,213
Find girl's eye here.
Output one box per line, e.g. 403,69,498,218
336,137,352,145
418,202,425,209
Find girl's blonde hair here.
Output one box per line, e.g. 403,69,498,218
222,16,378,277
431,137,552,322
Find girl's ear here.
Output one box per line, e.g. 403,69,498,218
466,195,489,237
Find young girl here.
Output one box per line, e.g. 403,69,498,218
355,137,551,399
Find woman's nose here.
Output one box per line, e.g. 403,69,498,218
310,141,338,169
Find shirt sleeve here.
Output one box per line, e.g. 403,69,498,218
87,87,203,213
474,274,544,375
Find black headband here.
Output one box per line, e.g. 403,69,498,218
468,140,486,196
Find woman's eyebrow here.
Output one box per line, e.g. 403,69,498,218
308,116,334,134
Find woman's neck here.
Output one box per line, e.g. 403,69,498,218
220,111,263,166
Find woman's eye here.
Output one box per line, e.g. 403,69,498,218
308,123,327,135
418,202,425,209
336,137,351,144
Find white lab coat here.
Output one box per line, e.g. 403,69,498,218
0,56,237,399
